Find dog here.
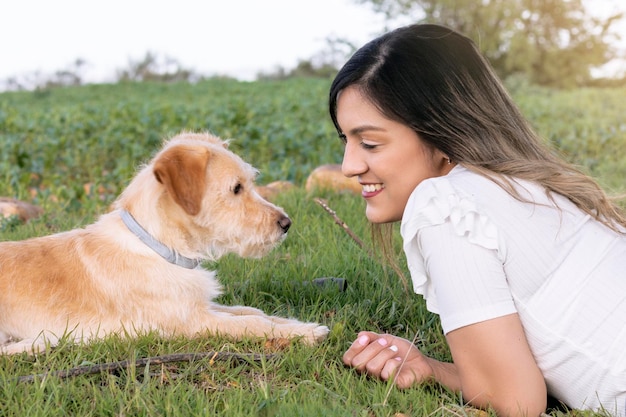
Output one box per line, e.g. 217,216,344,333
0,132,329,355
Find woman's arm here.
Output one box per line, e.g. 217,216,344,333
446,313,546,416
343,313,546,417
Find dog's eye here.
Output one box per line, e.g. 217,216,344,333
233,183,243,195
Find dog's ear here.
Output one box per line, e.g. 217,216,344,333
153,145,210,216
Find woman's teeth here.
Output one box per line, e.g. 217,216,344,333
363,184,384,193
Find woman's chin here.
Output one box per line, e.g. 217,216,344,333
365,203,404,223
365,209,392,224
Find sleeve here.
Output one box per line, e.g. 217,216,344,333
400,176,517,334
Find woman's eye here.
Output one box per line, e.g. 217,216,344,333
233,183,243,195
361,142,377,150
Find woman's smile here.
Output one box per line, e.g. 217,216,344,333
362,183,385,197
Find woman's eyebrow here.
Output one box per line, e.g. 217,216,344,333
346,125,386,136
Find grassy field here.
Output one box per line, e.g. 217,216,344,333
0,79,625,416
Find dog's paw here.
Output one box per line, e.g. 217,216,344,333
313,324,330,342
300,323,330,345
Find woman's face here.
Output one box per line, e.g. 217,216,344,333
337,86,454,223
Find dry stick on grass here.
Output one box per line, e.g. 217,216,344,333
315,198,410,293
16,351,276,383
314,198,374,258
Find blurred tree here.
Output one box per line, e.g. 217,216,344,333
354,0,624,87
116,52,198,83
257,36,357,80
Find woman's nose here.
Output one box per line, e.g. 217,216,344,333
342,142,365,178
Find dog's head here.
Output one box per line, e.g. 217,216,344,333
120,132,291,261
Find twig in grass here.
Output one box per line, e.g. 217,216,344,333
315,195,412,293
15,351,276,383
314,198,373,258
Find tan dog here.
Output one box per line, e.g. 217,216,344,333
0,132,329,355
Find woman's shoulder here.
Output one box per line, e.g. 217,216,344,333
402,164,548,221
400,164,589,249
400,165,502,250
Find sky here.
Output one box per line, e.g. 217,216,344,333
0,0,385,85
1,0,624,88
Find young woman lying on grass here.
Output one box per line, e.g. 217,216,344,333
329,23,626,417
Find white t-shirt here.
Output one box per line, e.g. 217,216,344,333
401,165,626,416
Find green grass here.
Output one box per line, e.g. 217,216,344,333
1,79,625,416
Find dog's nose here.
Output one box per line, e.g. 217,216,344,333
278,216,291,233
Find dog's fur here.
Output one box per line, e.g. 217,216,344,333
0,132,329,355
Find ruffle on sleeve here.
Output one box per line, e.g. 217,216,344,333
400,174,502,312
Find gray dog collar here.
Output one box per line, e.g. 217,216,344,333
120,209,200,269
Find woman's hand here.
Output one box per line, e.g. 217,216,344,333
342,331,436,388
343,318,546,417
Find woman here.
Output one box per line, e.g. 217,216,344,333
330,24,626,417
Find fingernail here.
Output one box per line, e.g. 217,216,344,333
358,335,369,346
389,345,398,352
377,338,388,347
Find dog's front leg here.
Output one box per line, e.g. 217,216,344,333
190,307,329,345
209,303,296,324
